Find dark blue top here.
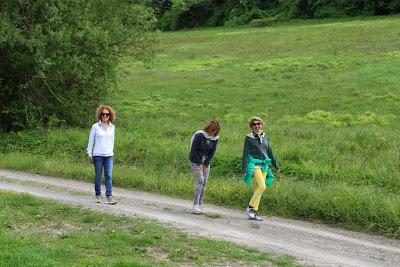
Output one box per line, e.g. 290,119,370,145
189,132,218,166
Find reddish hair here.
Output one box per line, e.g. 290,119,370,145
203,120,220,136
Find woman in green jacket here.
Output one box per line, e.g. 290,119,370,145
242,117,280,221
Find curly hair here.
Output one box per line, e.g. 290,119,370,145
96,105,116,123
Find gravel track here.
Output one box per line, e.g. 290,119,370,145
0,169,399,267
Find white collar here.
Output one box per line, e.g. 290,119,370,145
195,130,219,140
98,120,113,128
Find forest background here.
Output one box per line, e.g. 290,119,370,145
1,0,400,240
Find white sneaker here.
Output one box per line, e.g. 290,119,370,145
105,196,117,205
192,204,202,214
95,195,102,203
253,213,263,221
246,207,255,219
199,206,208,214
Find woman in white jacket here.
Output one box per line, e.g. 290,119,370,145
87,105,117,205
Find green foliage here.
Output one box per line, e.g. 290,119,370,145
0,129,87,160
159,0,214,30
249,17,278,27
224,0,265,26
0,0,157,132
152,0,400,30
305,0,400,18
280,110,397,127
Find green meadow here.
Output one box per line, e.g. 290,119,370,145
0,191,297,266
1,16,400,237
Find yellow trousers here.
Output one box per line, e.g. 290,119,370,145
249,167,266,211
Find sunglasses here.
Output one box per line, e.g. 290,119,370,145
101,113,110,117
252,122,262,126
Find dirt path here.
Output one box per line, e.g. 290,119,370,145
0,169,399,267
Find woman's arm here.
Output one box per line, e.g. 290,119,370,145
87,125,96,157
267,142,280,171
242,136,250,174
189,133,202,163
204,139,218,166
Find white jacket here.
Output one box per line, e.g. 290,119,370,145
87,121,115,157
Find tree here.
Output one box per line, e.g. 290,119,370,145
0,0,158,132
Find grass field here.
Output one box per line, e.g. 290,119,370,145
0,191,297,266
1,16,400,238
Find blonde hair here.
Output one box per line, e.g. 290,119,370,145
203,120,220,136
96,105,116,123
248,116,264,128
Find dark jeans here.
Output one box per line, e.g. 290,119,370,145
93,156,113,197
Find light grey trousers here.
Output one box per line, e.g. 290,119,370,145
190,162,210,206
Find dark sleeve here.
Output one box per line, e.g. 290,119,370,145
189,133,202,163
267,142,280,170
204,139,218,166
242,137,250,174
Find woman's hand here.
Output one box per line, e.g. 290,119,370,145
88,156,93,163
200,164,207,175
275,168,281,180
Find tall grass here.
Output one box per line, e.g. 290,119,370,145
1,16,400,237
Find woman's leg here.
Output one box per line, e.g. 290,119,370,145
249,168,267,211
198,164,210,206
191,162,204,206
93,156,104,196
104,156,114,197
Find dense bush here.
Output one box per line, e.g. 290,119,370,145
0,0,157,132
249,17,279,27
306,0,400,18
149,0,400,30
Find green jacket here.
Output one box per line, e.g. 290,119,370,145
241,132,279,186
